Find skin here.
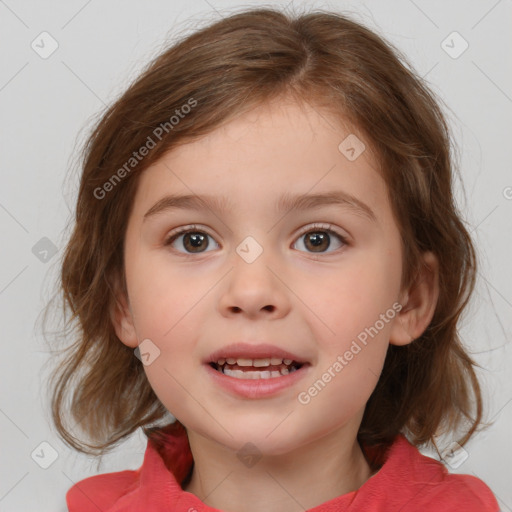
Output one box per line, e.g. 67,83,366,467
112,96,439,512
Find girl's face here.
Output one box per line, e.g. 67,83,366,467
114,98,413,455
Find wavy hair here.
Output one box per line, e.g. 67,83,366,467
42,6,487,461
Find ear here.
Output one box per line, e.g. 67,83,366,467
109,272,139,348
389,251,439,346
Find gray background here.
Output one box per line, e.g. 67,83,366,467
0,0,511,510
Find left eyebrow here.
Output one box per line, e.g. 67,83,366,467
143,191,377,223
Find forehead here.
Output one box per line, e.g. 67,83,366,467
131,99,392,225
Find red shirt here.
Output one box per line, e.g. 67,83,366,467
66,422,499,511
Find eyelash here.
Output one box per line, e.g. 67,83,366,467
163,223,349,256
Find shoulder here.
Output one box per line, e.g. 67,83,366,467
65,424,192,511
365,435,500,511
66,468,140,511
418,472,500,511
396,437,499,511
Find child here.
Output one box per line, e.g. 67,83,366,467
48,6,500,511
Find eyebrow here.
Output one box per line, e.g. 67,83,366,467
143,191,377,223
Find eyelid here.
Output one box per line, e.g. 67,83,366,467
164,222,349,244
295,222,349,242
164,224,212,243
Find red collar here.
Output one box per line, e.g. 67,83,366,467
66,422,498,511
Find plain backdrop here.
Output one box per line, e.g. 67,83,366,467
0,0,511,510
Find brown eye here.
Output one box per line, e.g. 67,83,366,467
165,228,219,254
293,225,347,254
164,223,347,257
304,231,331,252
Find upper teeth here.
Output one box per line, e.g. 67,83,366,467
218,357,293,366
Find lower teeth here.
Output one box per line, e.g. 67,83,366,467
220,366,298,379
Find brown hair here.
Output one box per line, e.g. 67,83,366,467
43,6,488,461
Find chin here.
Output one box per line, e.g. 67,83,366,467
212,419,309,457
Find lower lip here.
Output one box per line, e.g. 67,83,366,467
204,363,311,399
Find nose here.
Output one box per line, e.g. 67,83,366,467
218,251,291,320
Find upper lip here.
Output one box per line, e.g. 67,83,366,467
206,343,308,364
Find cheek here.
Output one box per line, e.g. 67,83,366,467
304,249,401,348
127,251,208,338
142,360,198,428
125,254,209,403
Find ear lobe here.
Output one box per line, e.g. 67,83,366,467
110,273,139,348
389,251,440,346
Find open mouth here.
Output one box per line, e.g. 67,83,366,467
209,357,306,379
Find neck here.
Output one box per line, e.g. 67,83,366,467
183,427,374,512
